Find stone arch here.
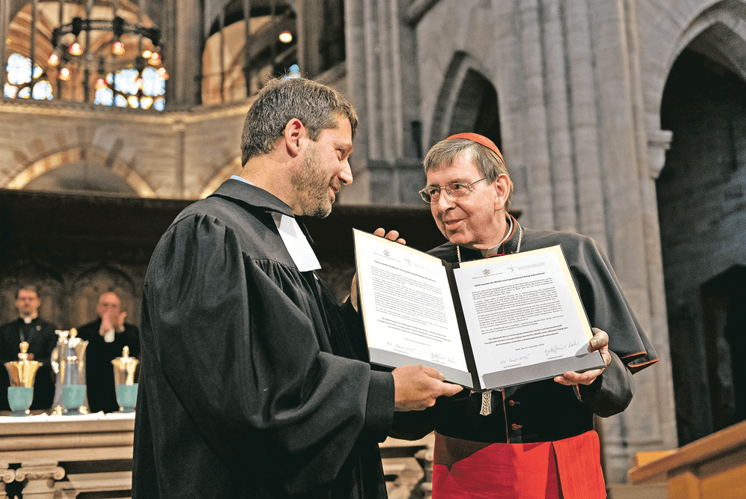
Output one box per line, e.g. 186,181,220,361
427,51,500,149
646,1,746,129
200,156,242,198
2,147,156,197
656,29,746,444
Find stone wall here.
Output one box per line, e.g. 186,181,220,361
0,99,249,199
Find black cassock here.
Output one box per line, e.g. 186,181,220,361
392,218,659,444
0,317,58,410
77,319,140,413
133,180,393,499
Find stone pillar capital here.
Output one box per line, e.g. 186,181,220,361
16,461,65,499
0,462,14,484
647,129,674,179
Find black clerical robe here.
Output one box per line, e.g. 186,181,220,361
132,180,394,499
391,219,658,498
0,317,58,410
76,319,140,413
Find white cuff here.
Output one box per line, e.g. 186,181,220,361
103,328,116,343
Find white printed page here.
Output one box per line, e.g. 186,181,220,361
354,230,473,387
453,245,601,389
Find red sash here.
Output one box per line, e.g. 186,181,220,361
432,431,606,498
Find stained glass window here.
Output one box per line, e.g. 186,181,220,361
4,84,18,98
32,80,53,100
5,53,53,101
114,68,140,95
142,67,165,97
5,52,166,109
7,53,32,84
95,87,114,106
92,66,166,110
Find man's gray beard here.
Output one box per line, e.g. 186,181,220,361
292,145,333,218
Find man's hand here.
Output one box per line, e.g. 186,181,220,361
349,228,407,311
392,365,463,411
554,328,611,386
100,311,127,336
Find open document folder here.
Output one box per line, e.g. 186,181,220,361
353,229,605,390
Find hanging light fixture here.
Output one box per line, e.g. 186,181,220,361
112,40,126,55
52,16,160,60
50,3,164,104
68,41,83,56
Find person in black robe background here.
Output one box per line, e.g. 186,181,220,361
0,286,57,411
132,77,461,499
77,291,140,413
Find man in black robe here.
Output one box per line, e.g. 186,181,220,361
391,133,659,498
132,77,462,499
0,286,57,411
77,291,140,413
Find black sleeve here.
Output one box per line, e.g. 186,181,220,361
571,237,658,372
575,351,634,417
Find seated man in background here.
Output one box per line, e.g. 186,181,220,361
77,291,140,413
0,285,58,411
391,133,659,499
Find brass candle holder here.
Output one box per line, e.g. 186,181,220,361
5,342,42,416
112,346,139,412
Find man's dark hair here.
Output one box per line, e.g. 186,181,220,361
16,285,39,299
241,77,359,166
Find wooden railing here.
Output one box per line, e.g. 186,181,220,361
628,420,746,499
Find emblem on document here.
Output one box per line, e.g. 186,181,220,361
483,269,491,276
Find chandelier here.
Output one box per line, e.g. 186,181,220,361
43,0,167,109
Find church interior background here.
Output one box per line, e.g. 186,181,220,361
1,0,745,489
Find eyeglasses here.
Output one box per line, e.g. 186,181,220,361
419,177,487,203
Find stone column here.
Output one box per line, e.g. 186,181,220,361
518,0,554,229
588,0,678,482
0,0,9,96
624,0,678,463
341,0,424,205
15,461,65,499
295,0,322,77
542,0,577,233
165,0,203,107
0,462,15,499
565,0,607,247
